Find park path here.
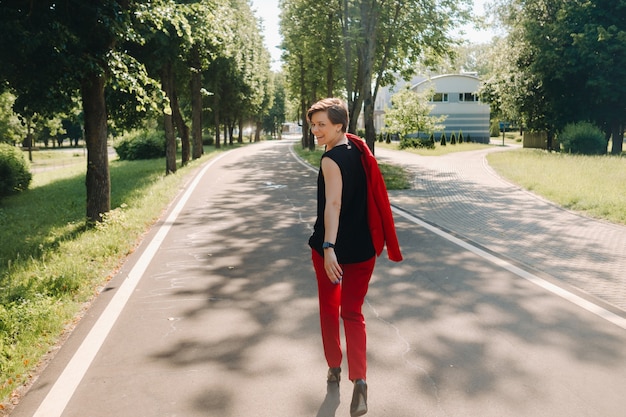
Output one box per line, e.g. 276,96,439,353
7,138,626,417
376,144,626,313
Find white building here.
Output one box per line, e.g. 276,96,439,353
374,73,491,143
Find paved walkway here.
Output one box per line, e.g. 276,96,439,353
376,145,626,312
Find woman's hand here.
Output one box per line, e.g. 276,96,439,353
324,249,343,284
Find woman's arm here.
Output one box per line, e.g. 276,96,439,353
321,157,344,282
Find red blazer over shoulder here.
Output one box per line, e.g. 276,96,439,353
347,133,403,262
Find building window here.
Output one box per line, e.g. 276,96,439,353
459,92,479,102
431,93,448,102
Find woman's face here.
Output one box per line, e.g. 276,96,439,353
310,111,342,148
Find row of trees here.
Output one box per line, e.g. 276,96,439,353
0,91,83,152
279,0,472,151
0,0,278,222
482,0,625,154
279,0,624,156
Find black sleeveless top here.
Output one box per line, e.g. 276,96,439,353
309,143,375,263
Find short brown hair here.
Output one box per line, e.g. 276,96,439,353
307,98,349,133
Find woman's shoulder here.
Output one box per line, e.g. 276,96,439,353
321,145,343,160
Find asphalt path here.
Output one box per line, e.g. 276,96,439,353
9,138,626,417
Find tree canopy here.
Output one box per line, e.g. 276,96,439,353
0,0,275,222
486,0,626,154
280,0,471,151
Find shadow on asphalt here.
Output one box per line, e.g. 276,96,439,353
315,384,340,417
144,142,625,415
147,143,325,414
386,158,626,310
368,214,624,404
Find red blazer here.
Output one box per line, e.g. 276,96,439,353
347,133,403,262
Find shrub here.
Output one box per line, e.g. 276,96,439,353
202,135,214,146
450,132,457,145
0,143,32,198
490,120,501,137
440,132,447,146
114,130,166,160
399,135,435,150
458,131,464,143
559,121,606,155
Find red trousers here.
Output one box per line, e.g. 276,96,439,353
312,249,376,381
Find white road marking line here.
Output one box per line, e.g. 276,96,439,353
392,206,626,331
292,144,626,329
32,152,229,417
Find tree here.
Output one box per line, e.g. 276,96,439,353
340,0,471,152
203,0,271,147
0,92,26,145
479,37,527,132
186,0,233,158
130,0,195,173
263,72,286,139
383,86,445,139
281,0,471,153
490,0,626,154
280,0,342,149
0,0,157,223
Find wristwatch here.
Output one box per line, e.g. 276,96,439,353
322,242,335,249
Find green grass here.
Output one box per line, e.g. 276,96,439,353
25,147,87,169
293,144,411,190
0,146,228,404
487,149,626,225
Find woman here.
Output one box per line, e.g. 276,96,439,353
307,98,402,417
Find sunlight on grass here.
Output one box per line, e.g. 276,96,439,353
28,148,87,169
487,149,626,225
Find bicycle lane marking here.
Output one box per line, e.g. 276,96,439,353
391,205,626,331
32,151,231,417
292,144,626,331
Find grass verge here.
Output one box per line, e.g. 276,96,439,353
487,149,626,225
26,147,87,169
293,144,411,190
376,140,492,156
0,146,228,407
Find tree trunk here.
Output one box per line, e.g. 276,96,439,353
546,130,554,151
611,121,623,155
161,62,177,174
341,0,355,123
81,72,110,223
350,91,364,134
238,119,244,144
300,97,314,150
213,94,221,148
190,45,203,159
359,0,378,153
170,84,190,166
25,117,33,162
363,91,376,154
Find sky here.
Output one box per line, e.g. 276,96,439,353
250,0,497,71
